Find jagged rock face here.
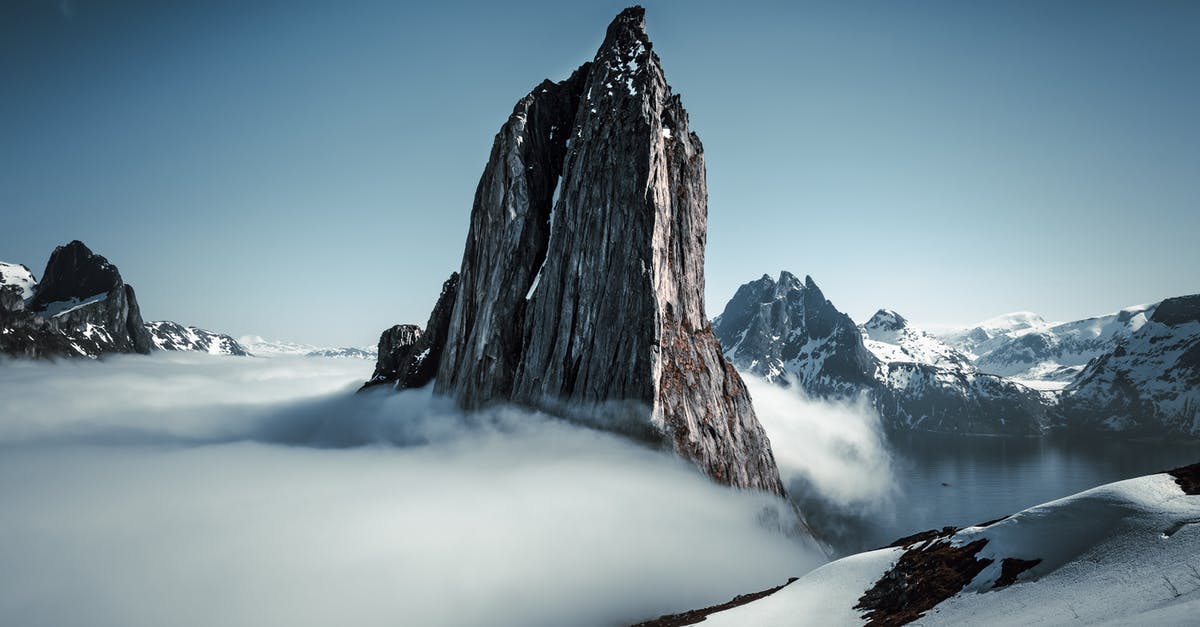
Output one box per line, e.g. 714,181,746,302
434,66,590,408
713,272,876,397
716,273,1051,435
1061,294,1200,435
28,240,123,311
375,8,784,494
147,321,249,356
364,273,459,391
1,241,153,358
365,324,422,387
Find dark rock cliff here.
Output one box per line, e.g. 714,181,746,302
1,240,153,358
367,7,784,494
363,273,459,391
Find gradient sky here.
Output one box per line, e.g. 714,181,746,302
2,0,1197,346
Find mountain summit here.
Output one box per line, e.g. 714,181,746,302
366,7,783,494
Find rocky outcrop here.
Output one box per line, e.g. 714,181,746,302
367,8,784,494
1060,294,1200,436
364,324,422,388
715,272,1051,435
363,273,458,391
147,320,249,356
1,241,154,358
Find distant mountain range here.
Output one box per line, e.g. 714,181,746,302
1,241,373,361
715,271,1199,437
238,335,376,359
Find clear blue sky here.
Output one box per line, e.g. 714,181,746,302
2,0,1197,346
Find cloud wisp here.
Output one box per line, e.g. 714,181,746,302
743,375,897,554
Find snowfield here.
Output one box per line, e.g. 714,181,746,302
0,261,37,300
704,467,1200,626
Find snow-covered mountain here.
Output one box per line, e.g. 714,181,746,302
0,262,37,300
147,321,248,356
237,335,376,359
714,273,1049,435
654,463,1200,626
1061,294,1200,436
713,272,876,397
938,311,1051,360
860,309,974,374
939,304,1158,389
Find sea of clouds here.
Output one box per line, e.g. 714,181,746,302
0,353,831,627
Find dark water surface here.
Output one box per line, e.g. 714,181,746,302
803,434,1200,556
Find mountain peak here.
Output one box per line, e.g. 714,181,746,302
607,6,647,36
30,239,123,311
372,8,784,495
865,309,909,332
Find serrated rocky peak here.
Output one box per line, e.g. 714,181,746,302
717,272,1051,435
366,7,783,494
713,272,876,397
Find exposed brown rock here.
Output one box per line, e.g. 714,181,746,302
855,538,993,627
630,577,798,627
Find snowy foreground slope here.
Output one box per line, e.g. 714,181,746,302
651,464,1200,626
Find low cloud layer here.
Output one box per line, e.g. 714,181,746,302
0,354,823,627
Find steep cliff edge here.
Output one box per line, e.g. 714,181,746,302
367,7,783,494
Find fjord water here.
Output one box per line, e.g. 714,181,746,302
808,433,1200,555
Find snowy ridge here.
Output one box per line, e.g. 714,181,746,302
938,303,1159,388
701,465,1200,626
147,321,248,356
860,309,974,375
1062,295,1200,435
938,311,1052,360
238,335,377,359
0,262,37,300
715,273,1049,435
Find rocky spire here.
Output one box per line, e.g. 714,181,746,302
367,7,783,494
433,65,590,407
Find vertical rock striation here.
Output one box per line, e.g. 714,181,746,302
434,66,590,408
368,7,783,494
363,273,459,391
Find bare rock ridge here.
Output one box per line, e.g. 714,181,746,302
367,7,784,494
2,241,249,358
1,240,153,358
